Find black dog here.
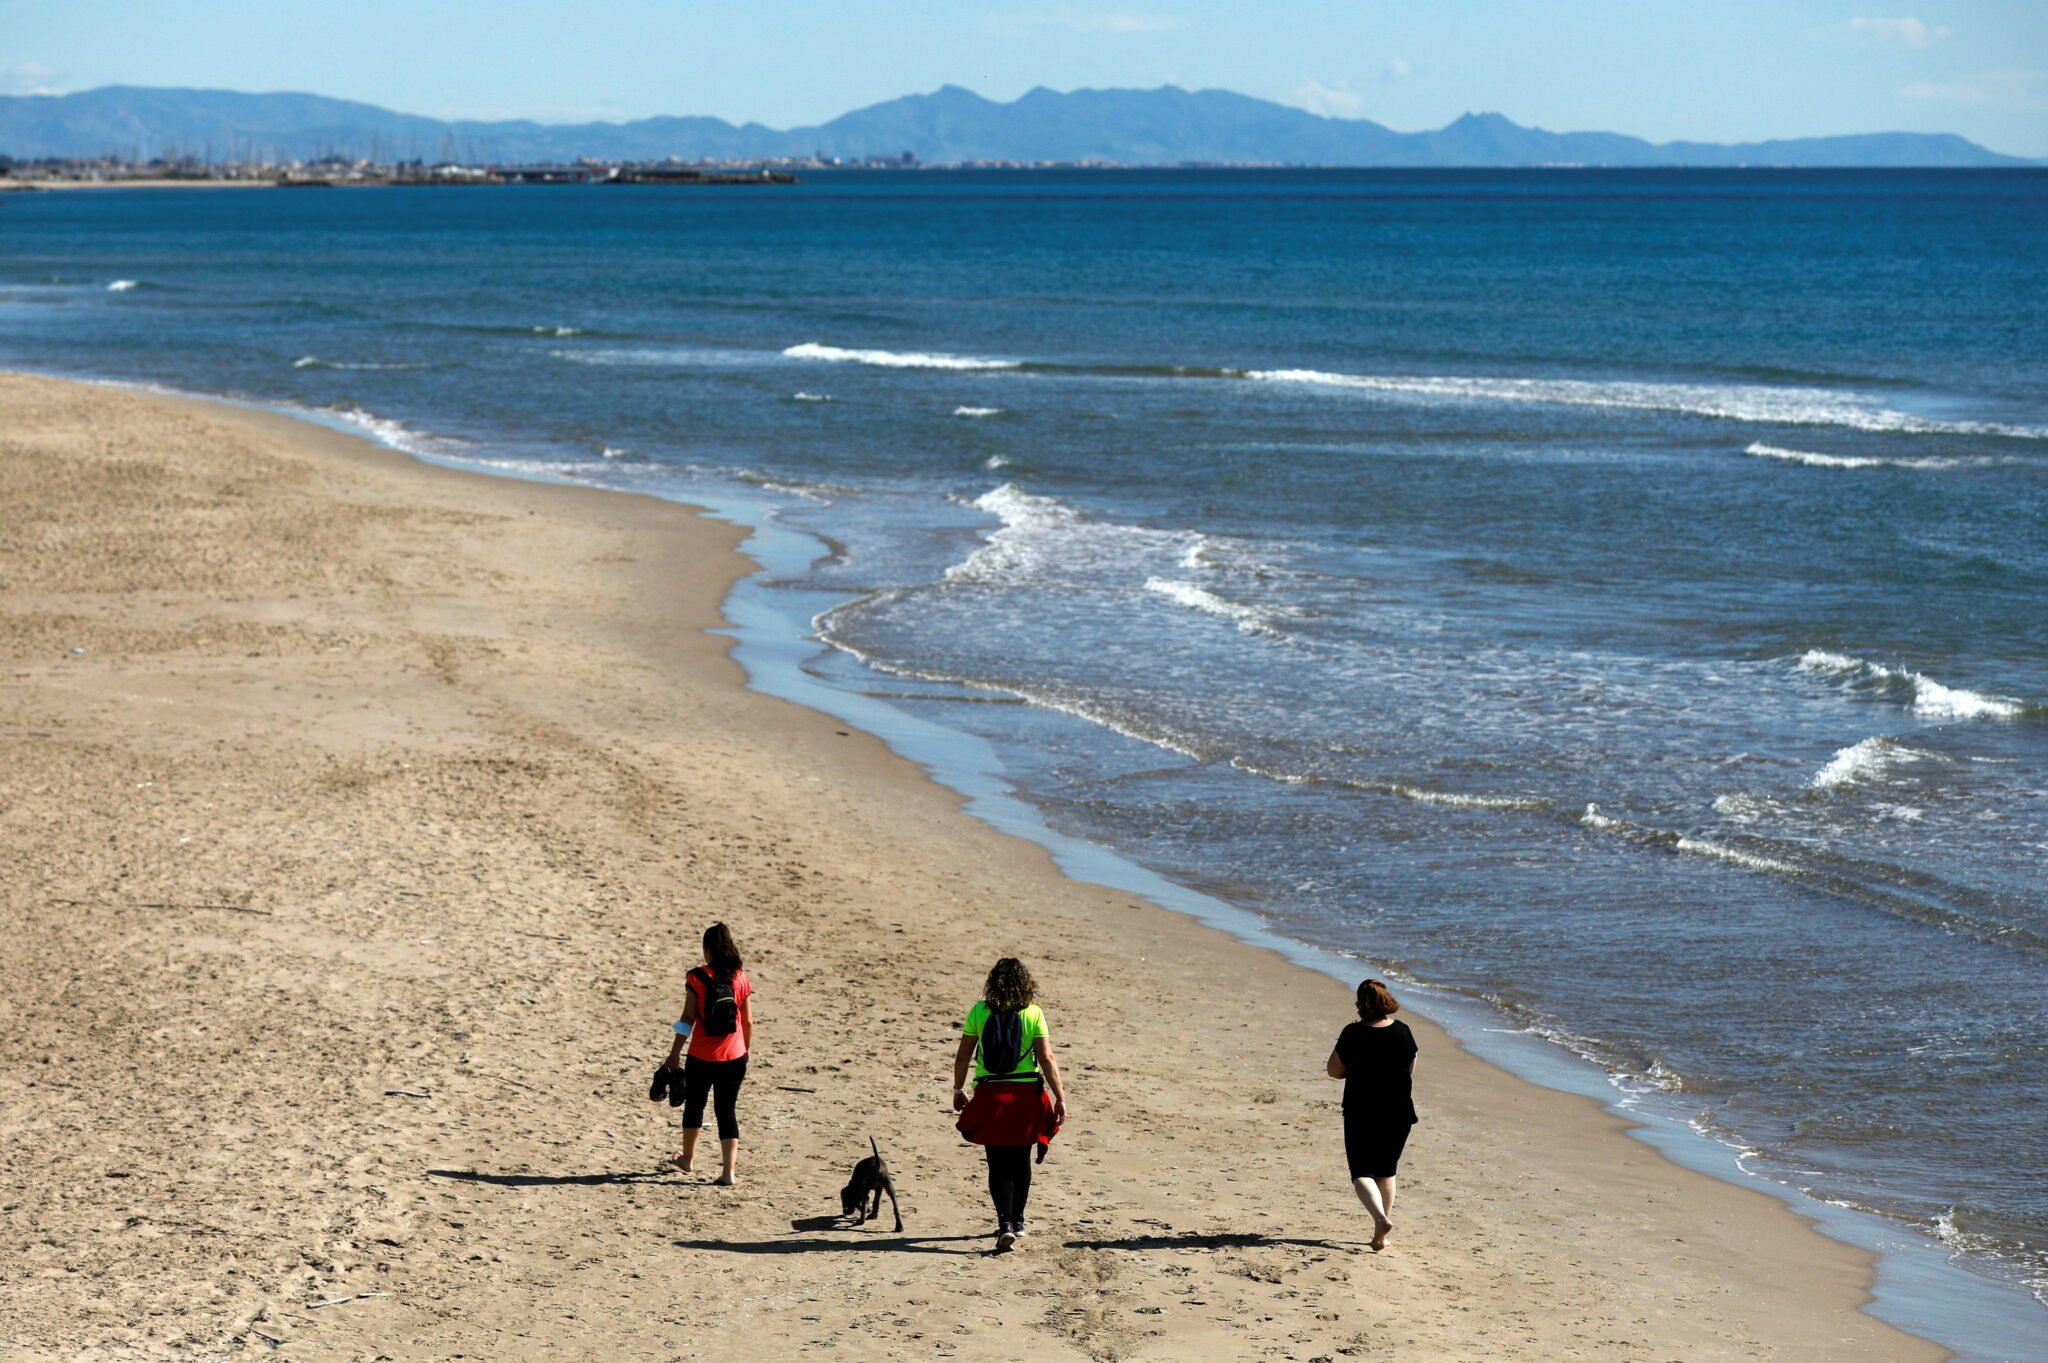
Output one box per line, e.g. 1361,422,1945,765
839,1136,903,1232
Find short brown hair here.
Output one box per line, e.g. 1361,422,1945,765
1357,979,1399,1021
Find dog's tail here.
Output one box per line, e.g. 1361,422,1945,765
870,1135,879,1160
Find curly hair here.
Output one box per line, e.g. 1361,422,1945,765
1357,978,1400,1021
983,957,1037,1012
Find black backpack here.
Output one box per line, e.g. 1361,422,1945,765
693,967,739,1037
979,1005,1026,1078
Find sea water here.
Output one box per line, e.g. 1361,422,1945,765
3,170,2043,1347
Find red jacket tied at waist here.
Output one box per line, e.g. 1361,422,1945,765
956,1080,1060,1149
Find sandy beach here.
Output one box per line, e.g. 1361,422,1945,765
0,371,1943,1361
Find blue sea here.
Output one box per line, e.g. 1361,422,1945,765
4,170,2044,1351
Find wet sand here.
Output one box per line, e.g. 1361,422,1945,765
0,372,1942,1361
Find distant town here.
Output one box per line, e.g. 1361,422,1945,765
0,149,1219,189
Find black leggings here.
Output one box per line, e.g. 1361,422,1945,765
681,1055,747,1141
985,1145,1033,1224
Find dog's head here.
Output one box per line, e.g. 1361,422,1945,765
839,1180,862,1217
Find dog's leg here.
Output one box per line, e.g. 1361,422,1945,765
883,1177,903,1233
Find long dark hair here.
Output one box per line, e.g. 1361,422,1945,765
983,957,1037,1012
703,922,743,976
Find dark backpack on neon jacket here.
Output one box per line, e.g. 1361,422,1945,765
693,967,739,1037
980,1005,1026,1078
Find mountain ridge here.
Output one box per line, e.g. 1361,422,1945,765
0,83,2033,167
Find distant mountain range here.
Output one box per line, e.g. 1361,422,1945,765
1,84,2035,168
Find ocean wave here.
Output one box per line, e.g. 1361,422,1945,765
532,325,585,337
944,482,1213,586
292,355,429,371
953,405,1006,418
551,346,763,368
106,279,142,292
1246,369,2048,439
1795,650,2027,720
783,342,1021,371
1743,442,1984,471
1142,577,1298,638
1810,736,1945,791
598,444,640,461
791,391,835,402
316,404,472,460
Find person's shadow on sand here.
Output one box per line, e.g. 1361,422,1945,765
1061,1231,1365,1253
427,1168,676,1188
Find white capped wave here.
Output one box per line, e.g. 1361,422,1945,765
532,325,585,337
599,445,637,460
1711,791,1780,821
1810,736,1944,791
1796,650,2026,720
293,355,427,371
552,346,761,368
1674,836,1807,877
1247,369,2048,439
106,279,141,292
953,405,1005,418
983,453,1020,471
783,342,1020,371
1387,785,1551,811
319,404,468,459
1579,803,1624,832
1743,442,1980,471
1143,577,1291,638
791,391,835,402
946,482,1241,589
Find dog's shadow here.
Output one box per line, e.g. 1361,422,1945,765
673,1218,983,1256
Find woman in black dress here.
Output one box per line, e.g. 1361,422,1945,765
1326,978,1417,1251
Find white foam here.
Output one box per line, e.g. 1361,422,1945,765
292,355,426,371
1796,650,2026,720
1711,791,1778,821
1744,442,1974,471
318,405,468,460
1810,736,1943,791
1246,369,2048,439
783,342,1020,371
791,391,835,402
982,453,1020,471
599,445,636,460
1579,802,1622,831
953,405,1005,418
531,325,584,337
106,279,140,292
1674,837,1807,877
1387,785,1551,811
1143,577,1286,637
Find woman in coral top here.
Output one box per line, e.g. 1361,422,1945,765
662,922,753,1185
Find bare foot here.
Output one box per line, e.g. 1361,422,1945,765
1370,1218,1393,1252
668,1152,692,1173
714,1173,738,1186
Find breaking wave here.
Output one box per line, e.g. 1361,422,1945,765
1810,736,1945,791
1796,650,2028,720
783,342,1021,371
1247,369,2048,439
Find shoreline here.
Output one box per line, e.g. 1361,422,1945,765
0,369,1961,1359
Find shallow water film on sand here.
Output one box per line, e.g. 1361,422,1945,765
4,168,2044,1315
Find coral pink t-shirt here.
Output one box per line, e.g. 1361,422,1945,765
685,968,751,1063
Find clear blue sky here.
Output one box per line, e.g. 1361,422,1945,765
4,1,2045,155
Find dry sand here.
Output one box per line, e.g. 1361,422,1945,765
0,372,1942,1361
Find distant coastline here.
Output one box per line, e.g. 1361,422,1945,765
3,83,2037,168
